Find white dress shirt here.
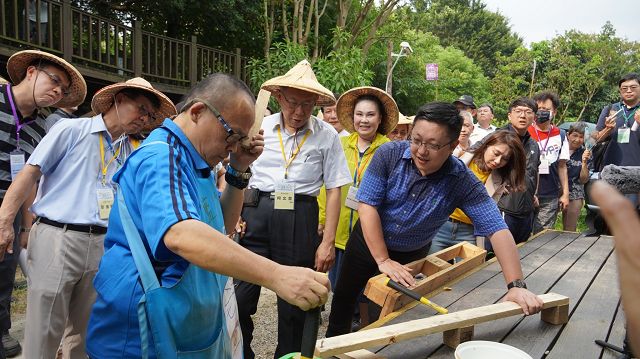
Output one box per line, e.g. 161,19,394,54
249,113,351,196
469,124,496,145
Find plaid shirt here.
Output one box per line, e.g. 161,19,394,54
356,141,507,251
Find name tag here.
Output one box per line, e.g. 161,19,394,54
618,127,630,144
345,186,360,210
274,182,295,210
97,187,115,219
538,158,550,175
9,150,25,180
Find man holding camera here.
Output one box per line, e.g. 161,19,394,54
529,92,570,233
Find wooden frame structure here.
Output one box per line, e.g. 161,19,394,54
364,242,486,319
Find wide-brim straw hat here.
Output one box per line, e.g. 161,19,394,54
337,86,399,136
261,60,335,107
7,50,86,108
397,113,413,126
91,77,176,132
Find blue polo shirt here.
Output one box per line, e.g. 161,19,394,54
356,141,507,252
87,119,214,358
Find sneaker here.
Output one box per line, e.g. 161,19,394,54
1,332,21,358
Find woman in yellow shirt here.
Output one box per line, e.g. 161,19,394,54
318,86,398,288
429,130,527,254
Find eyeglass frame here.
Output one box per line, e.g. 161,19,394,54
409,137,456,152
181,98,248,144
278,90,316,111
510,107,536,117
620,85,640,92
37,67,71,97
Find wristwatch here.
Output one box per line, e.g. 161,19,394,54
507,279,527,290
226,165,252,180
225,165,252,189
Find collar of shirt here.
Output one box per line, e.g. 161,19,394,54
345,132,388,152
159,118,210,172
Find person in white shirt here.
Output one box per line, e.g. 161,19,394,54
470,103,497,145
235,60,351,359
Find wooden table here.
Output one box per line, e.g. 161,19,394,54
368,230,625,359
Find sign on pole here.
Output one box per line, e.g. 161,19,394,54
426,63,438,81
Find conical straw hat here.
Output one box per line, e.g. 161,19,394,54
261,60,335,107
337,86,399,135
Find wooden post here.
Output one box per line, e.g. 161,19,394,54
443,325,474,349
133,20,142,77
189,35,198,86
61,0,73,62
234,48,242,79
541,303,569,325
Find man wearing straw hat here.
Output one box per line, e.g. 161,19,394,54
0,75,174,357
0,49,85,358
236,60,351,358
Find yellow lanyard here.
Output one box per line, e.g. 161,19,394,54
99,134,122,186
277,126,311,179
352,148,374,186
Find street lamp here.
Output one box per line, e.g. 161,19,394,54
385,41,413,94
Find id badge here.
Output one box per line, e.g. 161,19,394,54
9,150,25,180
274,181,295,210
345,186,360,210
96,186,115,219
618,127,631,144
538,158,550,175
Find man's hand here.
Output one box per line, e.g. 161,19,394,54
19,231,29,249
503,287,543,315
270,265,330,311
317,224,324,238
378,258,415,287
605,114,617,130
559,194,569,211
314,239,335,273
635,108,640,126
229,130,265,171
0,218,15,261
533,195,540,208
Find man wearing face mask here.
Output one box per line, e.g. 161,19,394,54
0,75,175,358
0,50,85,358
529,92,570,233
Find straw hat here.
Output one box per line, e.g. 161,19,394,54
7,50,86,108
91,77,176,132
336,86,399,135
397,113,413,126
0,77,7,85
261,60,335,107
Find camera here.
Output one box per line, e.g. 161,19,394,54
536,110,552,123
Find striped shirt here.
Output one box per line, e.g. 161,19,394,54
356,141,507,252
0,84,47,198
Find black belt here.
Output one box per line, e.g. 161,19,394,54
258,191,317,202
37,217,107,234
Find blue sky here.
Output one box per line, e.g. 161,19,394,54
482,0,640,45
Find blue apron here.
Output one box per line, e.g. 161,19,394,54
118,160,243,358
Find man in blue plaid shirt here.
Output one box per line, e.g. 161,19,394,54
326,102,543,336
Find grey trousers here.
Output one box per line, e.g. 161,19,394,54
24,222,104,359
534,197,560,234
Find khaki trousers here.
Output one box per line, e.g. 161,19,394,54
24,222,104,359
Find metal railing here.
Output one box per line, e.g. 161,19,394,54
0,0,249,90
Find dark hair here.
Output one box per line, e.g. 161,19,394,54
29,59,70,83
354,94,387,134
479,103,494,113
181,73,254,113
508,97,537,113
533,91,560,110
414,102,463,142
118,88,161,109
568,121,587,135
618,73,640,87
321,93,340,111
471,131,526,192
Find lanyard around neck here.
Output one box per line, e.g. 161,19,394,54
6,84,36,151
99,133,122,185
533,125,553,154
277,126,311,180
621,105,639,127
352,146,373,186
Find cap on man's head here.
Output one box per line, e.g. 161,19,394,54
260,59,335,107
479,103,494,113
91,77,177,132
7,50,87,108
453,94,476,109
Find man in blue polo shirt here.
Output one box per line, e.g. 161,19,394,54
326,102,543,337
87,74,330,358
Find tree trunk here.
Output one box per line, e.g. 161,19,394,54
312,0,327,61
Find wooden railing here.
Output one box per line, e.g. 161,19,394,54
0,0,249,90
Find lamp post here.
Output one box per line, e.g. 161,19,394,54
385,41,413,94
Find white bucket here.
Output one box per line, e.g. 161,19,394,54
454,341,533,359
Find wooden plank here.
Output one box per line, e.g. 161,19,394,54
425,231,593,358
501,235,615,358
601,300,627,359
375,231,579,358
545,252,619,359
314,293,569,358
335,350,386,359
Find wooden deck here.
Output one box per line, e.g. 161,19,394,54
363,231,624,359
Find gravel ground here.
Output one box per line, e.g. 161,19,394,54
251,287,331,358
